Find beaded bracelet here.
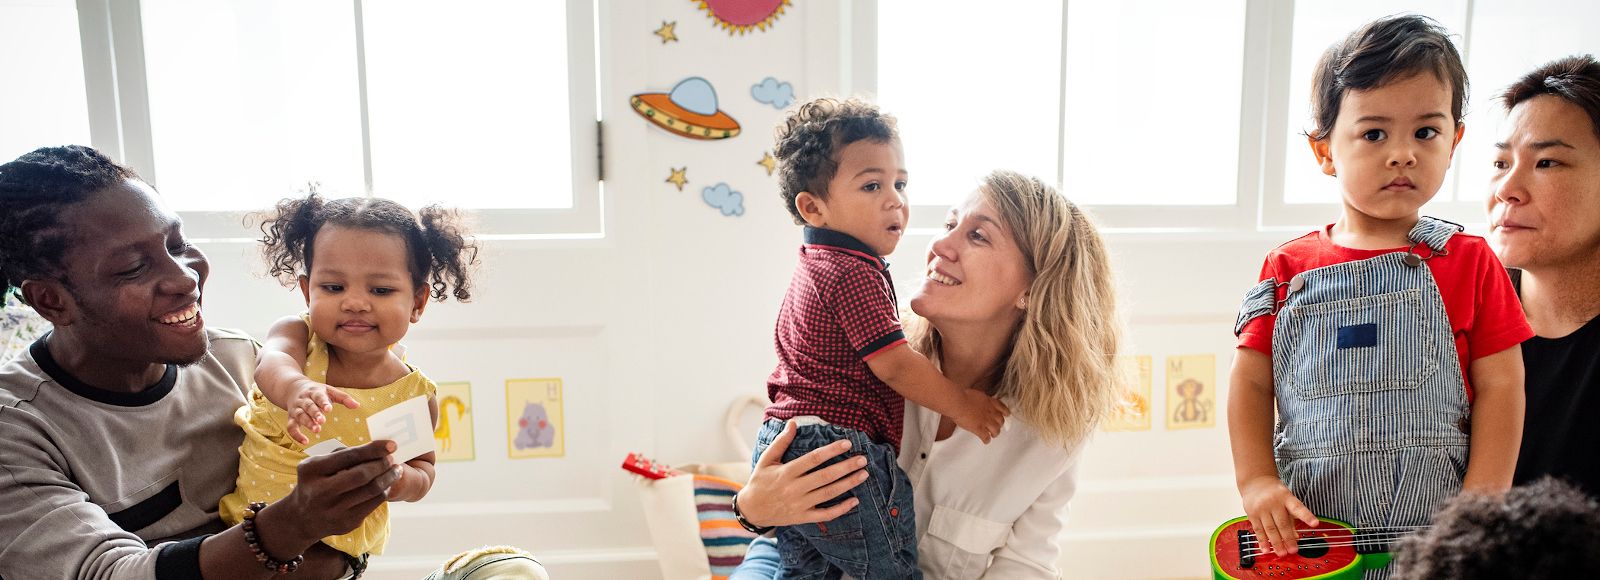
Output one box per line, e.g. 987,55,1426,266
344,552,369,579
241,501,305,574
730,492,775,535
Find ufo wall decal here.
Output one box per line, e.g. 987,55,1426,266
631,76,741,140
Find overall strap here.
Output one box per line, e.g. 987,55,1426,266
1233,278,1280,336
1407,216,1464,254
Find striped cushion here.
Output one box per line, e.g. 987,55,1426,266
693,475,757,579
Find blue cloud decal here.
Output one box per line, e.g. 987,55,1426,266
702,183,745,217
751,77,795,109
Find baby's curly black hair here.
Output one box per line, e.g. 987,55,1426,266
0,145,140,300
256,191,479,302
1390,477,1600,579
772,97,899,225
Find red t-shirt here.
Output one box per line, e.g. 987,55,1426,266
1237,226,1533,400
766,227,908,448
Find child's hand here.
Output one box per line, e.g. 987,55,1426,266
386,465,410,501
287,380,360,445
1239,475,1319,557
384,462,433,502
955,390,1010,444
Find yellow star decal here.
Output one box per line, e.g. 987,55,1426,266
654,21,678,44
757,152,777,176
666,167,688,191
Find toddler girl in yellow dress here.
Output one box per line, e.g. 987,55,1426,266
219,193,478,558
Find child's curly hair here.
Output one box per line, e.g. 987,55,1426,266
1390,477,1600,579
772,97,898,225
256,191,480,302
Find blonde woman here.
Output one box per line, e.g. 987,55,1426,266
731,170,1125,578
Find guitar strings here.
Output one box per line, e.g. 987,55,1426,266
1236,525,1429,543
1236,527,1430,557
1239,539,1416,557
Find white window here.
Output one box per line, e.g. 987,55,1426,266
1265,0,1471,227
78,0,598,239
140,0,367,213
872,0,1600,231
873,0,1250,230
1452,0,1600,212
876,1,1062,211
0,0,91,163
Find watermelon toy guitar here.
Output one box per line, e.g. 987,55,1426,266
1209,516,1425,579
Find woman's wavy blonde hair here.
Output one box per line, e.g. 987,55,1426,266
905,169,1125,448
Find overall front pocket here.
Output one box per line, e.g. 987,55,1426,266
1276,288,1439,400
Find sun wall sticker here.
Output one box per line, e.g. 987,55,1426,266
694,0,791,35
631,77,741,140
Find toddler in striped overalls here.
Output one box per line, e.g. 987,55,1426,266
1227,15,1533,580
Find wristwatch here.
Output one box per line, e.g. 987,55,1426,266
730,492,775,535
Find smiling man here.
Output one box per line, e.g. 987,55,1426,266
1486,55,1600,497
0,145,401,580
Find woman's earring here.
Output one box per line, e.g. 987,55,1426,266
1017,296,1028,310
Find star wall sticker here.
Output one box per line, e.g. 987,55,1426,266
757,152,777,176
666,167,688,191
654,21,678,44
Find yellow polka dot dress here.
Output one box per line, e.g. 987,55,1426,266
219,318,436,557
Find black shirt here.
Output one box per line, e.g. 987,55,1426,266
1512,270,1600,497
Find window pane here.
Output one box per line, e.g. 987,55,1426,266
1063,0,1246,206
1453,0,1600,208
142,0,365,210
362,0,573,209
878,0,1061,208
1280,1,1467,205
0,0,90,162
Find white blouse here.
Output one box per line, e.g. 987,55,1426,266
898,400,1083,579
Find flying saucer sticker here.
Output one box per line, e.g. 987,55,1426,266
703,183,744,216
631,77,741,140
695,0,790,35
751,77,794,109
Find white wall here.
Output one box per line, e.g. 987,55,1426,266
185,3,1353,579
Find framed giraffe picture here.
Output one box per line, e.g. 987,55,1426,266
432,382,475,462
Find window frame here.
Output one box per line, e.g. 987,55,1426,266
861,0,1497,232
1258,0,1490,230
75,0,602,241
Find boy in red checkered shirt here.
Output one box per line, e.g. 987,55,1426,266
746,97,1009,578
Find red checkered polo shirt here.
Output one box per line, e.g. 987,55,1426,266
766,226,908,448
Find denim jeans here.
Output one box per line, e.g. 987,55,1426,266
730,536,781,580
750,419,920,579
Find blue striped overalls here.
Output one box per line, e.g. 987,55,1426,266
1234,217,1469,580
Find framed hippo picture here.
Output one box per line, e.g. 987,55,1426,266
505,378,565,459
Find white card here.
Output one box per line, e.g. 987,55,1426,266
366,395,435,463
303,439,349,456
